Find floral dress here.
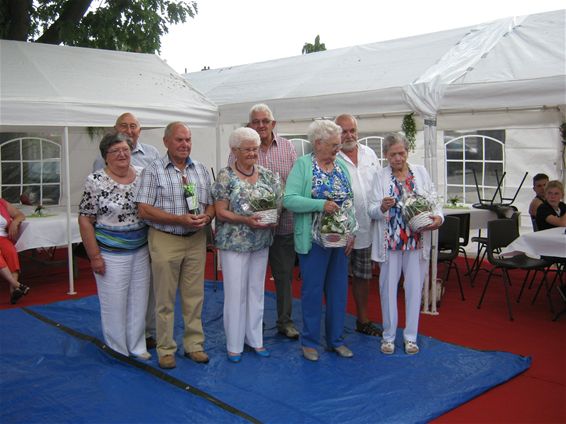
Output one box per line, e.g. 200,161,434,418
386,168,422,251
212,165,281,252
310,156,355,246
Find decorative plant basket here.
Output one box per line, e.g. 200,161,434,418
320,232,349,248
255,208,278,225
408,211,433,232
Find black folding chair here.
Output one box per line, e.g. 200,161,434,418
477,219,551,321
437,216,465,304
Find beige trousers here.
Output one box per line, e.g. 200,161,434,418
148,228,206,358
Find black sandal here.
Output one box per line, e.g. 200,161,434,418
355,320,382,337
10,284,30,305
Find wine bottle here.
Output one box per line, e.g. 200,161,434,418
182,175,200,214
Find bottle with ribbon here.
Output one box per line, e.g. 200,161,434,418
182,175,200,214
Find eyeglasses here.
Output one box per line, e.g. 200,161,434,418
237,147,259,153
326,143,343,151
250,119,272,126
118,123,139,130
107,148,131,156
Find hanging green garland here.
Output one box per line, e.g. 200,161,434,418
402,113,417,151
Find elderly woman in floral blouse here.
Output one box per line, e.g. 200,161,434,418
212,127,282,363
79,132,151,360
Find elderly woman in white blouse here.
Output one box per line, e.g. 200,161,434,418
79,132,151,360
368,133,442,356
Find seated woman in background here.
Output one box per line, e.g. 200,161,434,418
79,132,151,360
535,180,566,230
0,198,29,304
212,127,281,363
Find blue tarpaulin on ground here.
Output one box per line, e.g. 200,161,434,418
0,282,530,423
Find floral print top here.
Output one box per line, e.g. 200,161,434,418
212,165,282,252
386,168,421,251
79,167,145,232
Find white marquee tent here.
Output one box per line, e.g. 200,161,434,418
186,9,565,310
186,9,565,176
0,40,218,293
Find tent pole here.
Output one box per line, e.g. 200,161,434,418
64,126,76,295
422,116,439,315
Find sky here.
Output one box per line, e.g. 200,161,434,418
159,0,565,74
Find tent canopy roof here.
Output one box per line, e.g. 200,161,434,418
186,10,565,124
0,40,218,128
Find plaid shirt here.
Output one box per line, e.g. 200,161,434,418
135,153,213,235
229,134,297,235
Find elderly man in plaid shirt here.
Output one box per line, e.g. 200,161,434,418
136,122,216,369
229,104,299,339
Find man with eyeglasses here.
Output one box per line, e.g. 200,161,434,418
335,114,382,337
93,112,162,352
229,103,299,340
93,112,160,171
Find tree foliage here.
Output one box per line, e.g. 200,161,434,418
302,34,326,54
0,0,197,53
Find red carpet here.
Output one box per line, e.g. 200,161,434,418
2,251,565,423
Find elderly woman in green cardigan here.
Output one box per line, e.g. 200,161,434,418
283,119,357,362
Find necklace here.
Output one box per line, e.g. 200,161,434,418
235,162,255,177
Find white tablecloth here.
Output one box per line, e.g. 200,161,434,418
503,227,566,259
443,207,498,230
15,208,81,252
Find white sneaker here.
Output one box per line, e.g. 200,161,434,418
134,352,152,360
380,340,395,355
404,340,419,355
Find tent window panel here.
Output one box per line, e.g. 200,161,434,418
446,161,464,182
444,131,505,205
22,138,41,160
485,142,503,161
42,142,60,159
288,138,312,156
0,137,61,205
43,161,60,183
464,162,483,186
485,162,504,186
23,162,42,184
42,186,60,206
1,162,20,184
1,142,20,161
22,185,42,205
464,186,478,204
1,187,20,204
359,136,386,167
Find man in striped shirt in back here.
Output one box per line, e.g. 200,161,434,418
230,103,299,339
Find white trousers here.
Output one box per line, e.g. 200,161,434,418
220,248,269,354
379,249,426,343
94,247,150,356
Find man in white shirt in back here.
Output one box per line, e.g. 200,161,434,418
336,114,382,337
92,112,161,350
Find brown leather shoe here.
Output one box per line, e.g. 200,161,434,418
184,350,209,364
158,354,176,369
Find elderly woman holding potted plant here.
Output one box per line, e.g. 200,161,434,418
368,133,443,356
284,119,357,362
212,127,282,363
